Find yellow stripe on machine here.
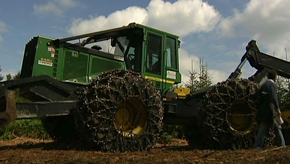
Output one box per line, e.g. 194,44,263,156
145,76,175,84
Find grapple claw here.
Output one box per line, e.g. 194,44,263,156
0,89,17,129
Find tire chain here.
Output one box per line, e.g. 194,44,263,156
199,78,275,149
72,70,164,152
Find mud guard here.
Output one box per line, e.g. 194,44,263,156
0,89,17,128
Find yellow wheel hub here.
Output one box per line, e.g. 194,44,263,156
227,100,255,135
114,98,147,136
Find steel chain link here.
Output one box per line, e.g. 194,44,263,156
73,70,163,152
199,79,275,149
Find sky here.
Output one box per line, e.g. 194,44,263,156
0,0,290,85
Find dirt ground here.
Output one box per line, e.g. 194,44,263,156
0,138,289,164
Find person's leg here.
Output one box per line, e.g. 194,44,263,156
273,121,286,147
254,122,270,148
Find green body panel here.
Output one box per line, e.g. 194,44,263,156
58,49,124,84
62,50,89,83
21,23,181,92
31,37,55,77
89,55,124,80
25,37,124,85
53,48,64,80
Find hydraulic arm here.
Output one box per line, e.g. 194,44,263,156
229,40,290,84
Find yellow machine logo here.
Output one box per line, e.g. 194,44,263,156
38,58,53,67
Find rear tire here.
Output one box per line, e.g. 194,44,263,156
74,70,163,152
199,79,260,149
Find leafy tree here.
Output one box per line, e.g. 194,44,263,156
186,70,198,91
5,71,20,81
0,65,3,82
6,74,12,81
277,77,290,111
12,71,21,80
185,58,212,91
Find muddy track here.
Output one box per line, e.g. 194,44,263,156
0,138,289,164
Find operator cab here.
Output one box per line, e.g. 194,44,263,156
110,23,181,90
74,23,181,90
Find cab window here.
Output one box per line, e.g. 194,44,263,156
166,37,177,69
146,33,162,74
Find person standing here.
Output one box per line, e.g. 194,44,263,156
254,70,286,148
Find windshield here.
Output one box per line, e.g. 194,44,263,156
114,35,142,72
114,36,129,57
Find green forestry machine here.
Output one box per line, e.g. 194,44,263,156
1,23,290,151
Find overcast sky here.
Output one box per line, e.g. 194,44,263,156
0,0,289,84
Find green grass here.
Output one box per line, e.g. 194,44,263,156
0,90,51,140
159,125,185,144
0,118,186,143
0,119,51,140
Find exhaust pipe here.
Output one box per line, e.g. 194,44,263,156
0,89,17,129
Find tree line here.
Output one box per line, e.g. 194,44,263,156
0,65,3,81
0,66,20,82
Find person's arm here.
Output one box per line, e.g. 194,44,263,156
270,83,280,114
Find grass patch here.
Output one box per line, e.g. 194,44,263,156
159,125,185,144
0,119,51,140
0,119,186,143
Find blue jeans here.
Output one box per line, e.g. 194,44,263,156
254,120,285,148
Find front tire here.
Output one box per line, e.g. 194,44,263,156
74,70,163,152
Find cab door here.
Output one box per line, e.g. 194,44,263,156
164,36,180,85
143,32,164,90
143,30,181,91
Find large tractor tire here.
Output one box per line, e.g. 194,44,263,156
199,79,262,149
41,115,77,140
73,70,163,152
